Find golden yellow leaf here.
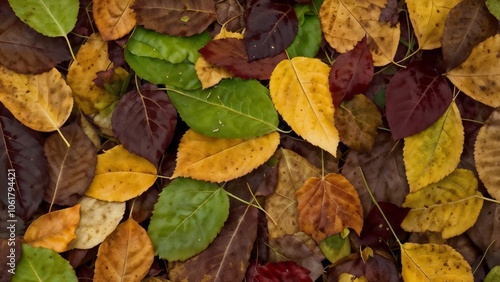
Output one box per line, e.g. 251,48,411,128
319,0,400,66
68,196,125,250
0,66,73,132
23,205,80,253
85,145,157,202
401,243,473,281
265,149,321,239
79,110,102,148
67,33,120,114
400,169,483,239
172,129,280,183
475,107,500,200
270,57,339,156
407,0,461,50
339,274,368,282
446,34,500,107
94,218,154,282
93,0,136,41
404,101,464,192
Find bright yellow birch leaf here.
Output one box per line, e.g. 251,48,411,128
94,218,154,282
407,0,461,50
265,149,321,239
85,145,157,202
93,0,137,41
400,169,483,239
319,0,400,66
23,205,80,253
475,107,500,200
67,33,121,114
0,66,73,132
270,57,339,156
172,129,280,183
68,196,125,250
404,102,464,192
446,35,500,107
401,243,473,281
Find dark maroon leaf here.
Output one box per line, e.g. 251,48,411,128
329,37,374,107
246,260,312,282
0,237,21,282
0,0,71,74
112,84,177,165
128,187,159,223
107,40,126,69
199,38,287,80
244,3,298,61
386,61,453,139
379,0,399,27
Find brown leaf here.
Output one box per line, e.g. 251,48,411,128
467,201,500,268
215,0,245,32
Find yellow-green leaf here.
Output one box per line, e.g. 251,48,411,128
404,101,464,192
270,57,339,156
85,145,157,202
172,129,280,183
400,168,483,239
0,66,73,132
93,0,137,41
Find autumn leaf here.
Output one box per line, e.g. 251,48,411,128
93,0,136,41
246,261,312,282
319,232,351,264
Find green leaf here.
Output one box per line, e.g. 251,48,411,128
125,50,201,90
148,178,229,261
8,0,78,37
287,14,321,58
127,26,211,64
485,266,500,282
319,231,351,264
12,244,77,282
167,78,279,139
486,0,500,21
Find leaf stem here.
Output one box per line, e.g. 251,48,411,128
63,35,76,61
473,239,495,274
225,189,277,226
475,195,500,204
57,128,70,147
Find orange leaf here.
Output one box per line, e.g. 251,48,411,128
296,173,363,243
93,0,137,41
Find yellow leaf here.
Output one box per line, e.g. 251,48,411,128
85,145,157,202
94,218,154,282
0,66,73,132
68,196,125,250
401,243,473,281
265,149,321,239
400,169,483,239
213,27,244,40
67,33,120,114
404,101,464,192
270,57,339,156
446,35,500,107
172,130,279,183
339,273,368,282
475,107,500,200
319,0,400,66
406,0,461,50
79,110,102,148
93,0,136,41
23,205,80,253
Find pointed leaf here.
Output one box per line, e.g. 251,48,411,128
404,101,464,192
270,57,339,156
93,0,136,41
148,178,229,261
173,130,280,182
94,218,154,282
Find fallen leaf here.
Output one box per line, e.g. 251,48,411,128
319,232,351,264
246,261,312,282
93,0,136,41
286,8,322,58
485,266,500,282
486,0,500,20
467,201,500,269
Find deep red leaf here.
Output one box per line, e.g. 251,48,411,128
112,84,177,165
246,261,312,282
244,3,298,61
386,61,453,139
329,37,374,107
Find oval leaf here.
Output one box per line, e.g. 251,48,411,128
93,0,136,41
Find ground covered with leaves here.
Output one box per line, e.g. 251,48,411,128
1,0,500,281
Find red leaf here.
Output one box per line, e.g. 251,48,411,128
244,2,298,61
386,61,453,139
246,261,312,282
329,37,374,107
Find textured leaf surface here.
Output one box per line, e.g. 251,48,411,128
23,205,80,252
0,66,73,132
93,0,136,41
94,218,154,282
168,78,279,138
173,130,280,182
246,261,312,282
270,57,339,156
404,102,464,192
148,178,229,261
401,169,483,238
85,145,157,202
401,243,473,281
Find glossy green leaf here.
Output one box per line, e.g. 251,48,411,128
127,26,211,64
12,244,77,282
167,78,279,138
125,50,201,90
8,0,78,37
287,14,321,58
148,178,229,261
485,266,500,282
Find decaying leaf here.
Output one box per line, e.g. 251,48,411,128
93,0,136,41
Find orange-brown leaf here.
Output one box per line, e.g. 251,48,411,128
93,0,136,41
